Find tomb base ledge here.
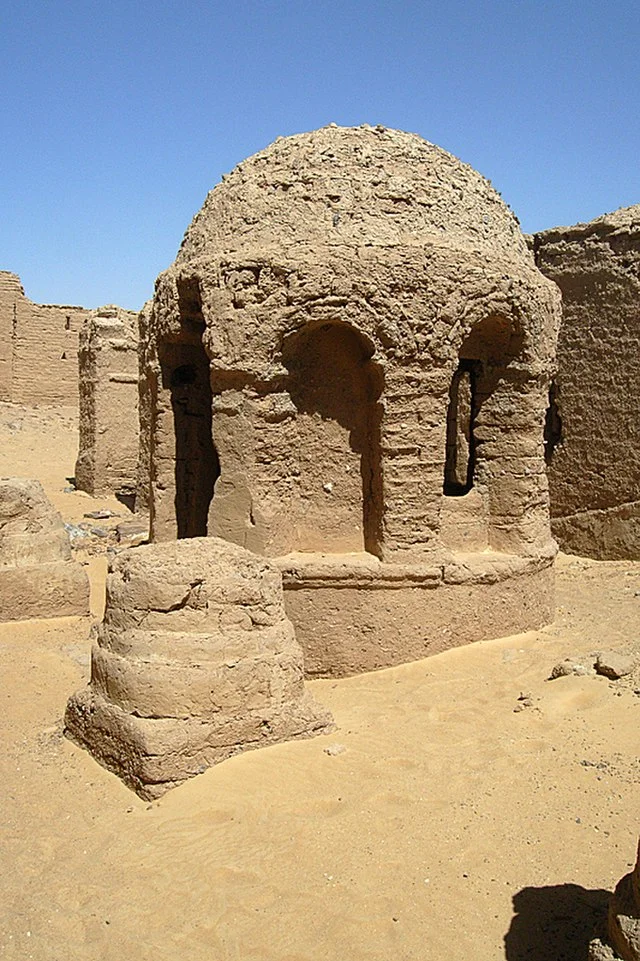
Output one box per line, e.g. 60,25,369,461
277,549,555,677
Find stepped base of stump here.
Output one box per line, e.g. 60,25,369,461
66,688,333,799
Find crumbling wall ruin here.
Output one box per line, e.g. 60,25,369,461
535,206,640,559
0,271,89,405
0,273,15,400
0,478,89,621
75,305,139,500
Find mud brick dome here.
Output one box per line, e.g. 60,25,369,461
141,124,562,676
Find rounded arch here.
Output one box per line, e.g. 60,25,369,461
282,319,384,556
444,312,526,494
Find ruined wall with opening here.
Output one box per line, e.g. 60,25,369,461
0,271,89,405
535,206,640,559
141,125,561,676
75,305,140,499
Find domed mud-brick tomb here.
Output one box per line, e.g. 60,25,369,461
141,124,561,677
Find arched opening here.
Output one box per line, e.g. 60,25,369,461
158,279,220,538
447,313,525,490
441,314,525,550
283,321,383,555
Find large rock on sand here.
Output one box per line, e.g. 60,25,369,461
0,477,89,621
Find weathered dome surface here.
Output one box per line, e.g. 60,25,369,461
176,125,530,264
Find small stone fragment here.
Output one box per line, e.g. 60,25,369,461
549,659,592,679
514,691,535,712
89,526,109,538
115,518,149,545
324,743,346,756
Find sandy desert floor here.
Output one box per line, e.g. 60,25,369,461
0,402,638,961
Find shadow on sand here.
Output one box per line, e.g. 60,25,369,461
504,883,609,961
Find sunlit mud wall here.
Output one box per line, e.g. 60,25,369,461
0,271,89,405
535,206,640,559
75,305,140,499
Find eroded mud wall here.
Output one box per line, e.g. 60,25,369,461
535,207,640,559
0,273,18,400
0,271,89,405
75,306,139,498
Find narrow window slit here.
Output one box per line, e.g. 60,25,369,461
544,380,563,464
444,360,477,496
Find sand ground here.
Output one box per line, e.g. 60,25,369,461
0,402,638,961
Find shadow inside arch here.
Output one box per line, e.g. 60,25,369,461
504,883,610,961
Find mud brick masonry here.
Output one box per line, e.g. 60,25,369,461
0,271,89,405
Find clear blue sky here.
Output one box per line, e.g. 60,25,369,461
1,0,638,310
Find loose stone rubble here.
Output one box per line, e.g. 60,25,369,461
0,477,89,621
65,537,334,798
590,840,640,960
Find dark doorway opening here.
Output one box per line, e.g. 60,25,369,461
544,380,563,464
444,314,525,497
159,279,220,538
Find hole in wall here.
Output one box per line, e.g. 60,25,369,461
544,380,563,464
166,352,219,538
159,278,220,538
444,360,478,496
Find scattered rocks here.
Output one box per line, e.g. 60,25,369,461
513,691,535,712
64,522,91,543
